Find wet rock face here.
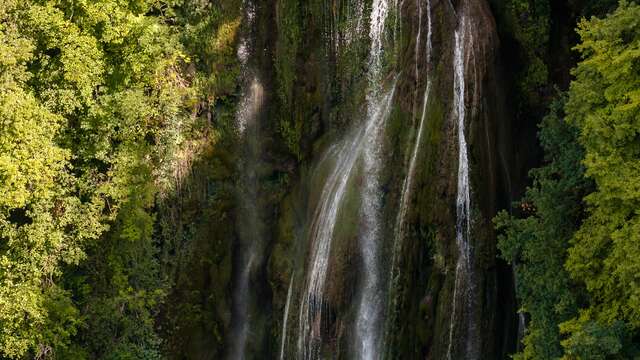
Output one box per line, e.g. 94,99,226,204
389,0,520,358
162,0,518,358
265,0,519,357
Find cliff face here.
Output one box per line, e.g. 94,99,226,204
393,0,518,357
160,0,522,358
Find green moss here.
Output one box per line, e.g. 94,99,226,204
415,85,446,222
271,194,297,281
332,166,363,249
275,0,302,157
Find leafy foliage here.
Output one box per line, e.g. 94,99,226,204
498,1,640,358
496,96,592,359
0,0,241,358
562,1,640,354
501,0,551,103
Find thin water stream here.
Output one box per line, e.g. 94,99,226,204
228,1,263,358
447,7,479,359
353,0,395,358
280,272,295,360
296,84,397,359
295,0,398,358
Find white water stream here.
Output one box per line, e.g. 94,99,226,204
353,0,396,358
447,7,479,359
280,272,295,360
228,1,263,358
296,84,397,360
295,0,397,358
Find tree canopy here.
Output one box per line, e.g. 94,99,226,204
0,0,240,357
497,1,640,358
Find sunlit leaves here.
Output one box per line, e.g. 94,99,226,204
565,0,640,332
0,0,204,357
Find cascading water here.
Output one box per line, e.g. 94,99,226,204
228,1,264,359
353,0,396,358
454,7,471,279
229,79,263,360
367,0,390,76
295,0,398,358
280,272,295,360
296,85,397,360
447,7,479,359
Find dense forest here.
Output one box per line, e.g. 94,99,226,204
0,0,639,359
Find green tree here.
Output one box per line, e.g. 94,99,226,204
0,0,205,357
0,2,105,356
496,96,592,359
494,0,551,104
561,1,640,356
498,2,640,358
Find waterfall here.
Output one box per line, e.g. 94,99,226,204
280,272,295,360
447,8,479,359
353,0,396,358
368,0,389,82
426,0,432,60
297,84,397,360
228,1,263,358
454,7,471,276
353,93,389,359
296,0,397,358
228,77,263,359
512,263,526,350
